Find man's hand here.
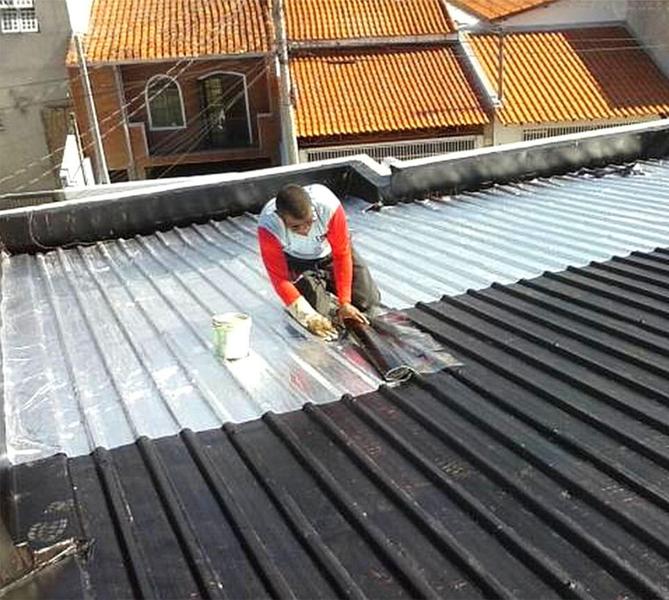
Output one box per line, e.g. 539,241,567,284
305,314,338,341
338,302,369,325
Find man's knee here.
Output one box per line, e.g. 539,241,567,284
351,258,381,310
296,272,333,316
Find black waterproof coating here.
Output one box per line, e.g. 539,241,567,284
344,319,413,383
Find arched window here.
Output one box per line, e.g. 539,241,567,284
199,72,252,147
146,75,186,130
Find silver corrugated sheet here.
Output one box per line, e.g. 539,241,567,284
3,160,669,463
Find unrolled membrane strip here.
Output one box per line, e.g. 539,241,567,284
344,311,462,383
344,319,414,383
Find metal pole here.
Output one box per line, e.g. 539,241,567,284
272,0,299,164
74,34,110,184
114,65,138,180
69,112,89,185
496,26,505,105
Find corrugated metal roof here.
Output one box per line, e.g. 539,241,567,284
286,0,455,41
4,160,669,464
469,27,669,125
291,47,489,140
8,246,669,598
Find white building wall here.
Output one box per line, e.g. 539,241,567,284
503,0,628,28
627,1,669,78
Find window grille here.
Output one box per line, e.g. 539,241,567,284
19,6,36,30
522,122,637,142
0,1,35,7
303,136,480,162
0,6,37,32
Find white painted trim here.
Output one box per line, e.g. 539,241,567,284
145,74,187,131
197,70,253,144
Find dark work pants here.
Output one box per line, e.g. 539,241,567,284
286,247,381,317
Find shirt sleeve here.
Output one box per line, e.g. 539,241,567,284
258,227,301,306
326,204,353,305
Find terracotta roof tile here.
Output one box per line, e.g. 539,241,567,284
287,0,454,41
291,47,489,139
469,26,669,125
79,0,271,63
448,0,555,21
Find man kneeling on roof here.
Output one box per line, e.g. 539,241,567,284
258,183,381,340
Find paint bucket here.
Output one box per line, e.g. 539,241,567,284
212,313,252,360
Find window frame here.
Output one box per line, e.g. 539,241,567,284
197,70,253,144
145,74,187,131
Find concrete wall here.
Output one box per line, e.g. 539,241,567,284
504,0,628,28
0,0,72,194
627,1,669,78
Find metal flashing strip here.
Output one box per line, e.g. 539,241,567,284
2,160,669,463
6,246,669,598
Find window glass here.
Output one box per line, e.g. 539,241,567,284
147,77,185,129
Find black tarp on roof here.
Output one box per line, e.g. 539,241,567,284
6,248,669,599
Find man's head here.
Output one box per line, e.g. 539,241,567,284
276,184,313,235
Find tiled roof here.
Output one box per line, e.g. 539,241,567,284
286,0,454,41
448,0,555,21
291,47,489,139
10,246,669,598
469,26,669,125
80,0,271,63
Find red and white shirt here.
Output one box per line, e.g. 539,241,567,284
258,184,353,307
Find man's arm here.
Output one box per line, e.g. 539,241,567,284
258,227,300,305
325,205,353,305
258,227,337,339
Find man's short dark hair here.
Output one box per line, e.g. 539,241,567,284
276,184,311,220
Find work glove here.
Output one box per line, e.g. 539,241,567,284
305,313,338,341
286,296,338,341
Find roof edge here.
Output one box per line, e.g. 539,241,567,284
390,118,669,199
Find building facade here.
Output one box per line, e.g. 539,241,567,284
0,0,72,193
67,0,281,183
